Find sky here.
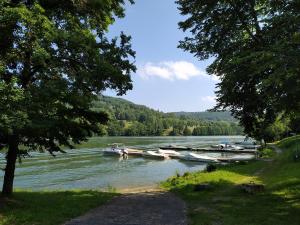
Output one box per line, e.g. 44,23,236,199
104,0,218,112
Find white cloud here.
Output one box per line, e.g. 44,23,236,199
211,75,220,82
138,61,207,81
201,95,216,103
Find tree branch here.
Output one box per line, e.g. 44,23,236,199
229,1,262,44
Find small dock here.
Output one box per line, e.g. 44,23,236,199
193,148,257,154
159,146,257,154
160,146,192,151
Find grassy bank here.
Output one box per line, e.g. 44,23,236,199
162,135,300,225
0,190,117,225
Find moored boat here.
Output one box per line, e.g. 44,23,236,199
228,144,244,150
234,139,261,149
179,152,219,163
157,149,181,157
211,144,244,150
103,143,128,156
211,144,226,149
235,143,261,149
217,154,256,162
142,150,168,160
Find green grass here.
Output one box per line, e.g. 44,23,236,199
162,135,300,225
0,190,118,225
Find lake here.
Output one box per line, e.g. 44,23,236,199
0,136,245,191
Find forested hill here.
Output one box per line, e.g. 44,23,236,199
93,96,243,136
173,111,236,122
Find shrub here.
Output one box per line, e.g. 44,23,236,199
183,172,190,177
206,163,217,172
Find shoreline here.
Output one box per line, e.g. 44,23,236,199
117,185,163,194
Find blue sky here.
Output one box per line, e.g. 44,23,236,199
105,0,218,112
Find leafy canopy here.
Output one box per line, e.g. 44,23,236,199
177,0,300,139
0,0,136,153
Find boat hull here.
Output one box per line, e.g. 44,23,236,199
179,153,219,163
103,151,123,156
142,151,168,160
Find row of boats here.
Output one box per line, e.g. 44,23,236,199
104,147,219,162
103,143,256,163
160,140,260,151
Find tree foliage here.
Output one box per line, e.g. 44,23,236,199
174,111,237,122
94,96,243,136
176,0,300,140
0,0,135,195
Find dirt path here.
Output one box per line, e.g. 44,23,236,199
64,191,187,225
269,144,283,154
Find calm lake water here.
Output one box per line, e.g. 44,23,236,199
0,136,245,191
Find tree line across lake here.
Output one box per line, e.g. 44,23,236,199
93,96,243,136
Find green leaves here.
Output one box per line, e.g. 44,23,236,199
0,78,28,136
0,0,135,153
177,0,300,140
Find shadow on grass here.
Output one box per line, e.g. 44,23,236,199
0,190,118,225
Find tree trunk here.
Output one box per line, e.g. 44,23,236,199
2,139,18,196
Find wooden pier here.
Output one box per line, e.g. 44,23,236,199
194,148,257,154
159,146,192,151
159,146,258,154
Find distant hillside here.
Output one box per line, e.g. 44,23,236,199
173,111,237,122
93,95,163,121
92,96,243,136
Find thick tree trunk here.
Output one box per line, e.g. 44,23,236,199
2,140,18,196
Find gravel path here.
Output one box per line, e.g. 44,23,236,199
269,144,283,154
64,191,187,225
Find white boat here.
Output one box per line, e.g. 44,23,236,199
103,143,128,156
229,145,244,150
179,153,219,163
157,149,181,157
218,154,256,162
234,139,261,149
211,144,226,149
103,148,127,156
211,144,244,150
142,150,168,160
235,142,261,149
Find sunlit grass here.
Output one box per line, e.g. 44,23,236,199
162,135,300,225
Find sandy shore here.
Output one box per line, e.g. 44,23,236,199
118,185,163,193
